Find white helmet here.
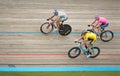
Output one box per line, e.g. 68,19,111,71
53,9,58,15
81,29,87,35
95,13,100,19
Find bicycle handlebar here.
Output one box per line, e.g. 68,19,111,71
88,25,91,27
47,18,54,22
74,41,82,44
88,24,95,27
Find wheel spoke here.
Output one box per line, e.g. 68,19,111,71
100,30,113,42
90,47,100,58
40,22,53,34
68,47,81,58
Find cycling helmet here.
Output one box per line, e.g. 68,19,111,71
95,13,99,19
53,9,58,15
81,30,87,35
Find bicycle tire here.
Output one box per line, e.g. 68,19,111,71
100,30,114,42
90,47,100,58
40,22,53,34
59,24,72,36
68,47,81,58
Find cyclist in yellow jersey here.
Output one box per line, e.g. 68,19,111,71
85,32,97,44
75,30,97,57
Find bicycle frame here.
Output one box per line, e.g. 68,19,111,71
41,19,72,36
77,43,94,55
68,41,100,58
47,19,57,29
49,20,66,30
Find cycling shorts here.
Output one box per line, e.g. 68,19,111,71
60,16,68,22
88,38,95,45
100,23,109,30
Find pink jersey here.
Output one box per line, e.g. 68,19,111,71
97,17,108,25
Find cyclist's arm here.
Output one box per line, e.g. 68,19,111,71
52,17,59,23
91,19,97,25
95,23,102,28
81,35,88,46
76,35,84,42
81,40,87,46
48,15,55,20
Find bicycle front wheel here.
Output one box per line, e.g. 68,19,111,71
68,47,81,58
90,47,100,58
100,30,114,42
40,22,53,34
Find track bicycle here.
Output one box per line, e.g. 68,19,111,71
40,19,72,36
68,41,100,58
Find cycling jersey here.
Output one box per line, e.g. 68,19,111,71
97,17,108,25
56,11,68,21
84,32,97,44
97,17,109,29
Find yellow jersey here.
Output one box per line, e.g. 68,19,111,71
84,31,97,44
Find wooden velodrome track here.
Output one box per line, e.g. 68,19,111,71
0,0,120,66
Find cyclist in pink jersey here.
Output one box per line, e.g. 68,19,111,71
91,14,109,36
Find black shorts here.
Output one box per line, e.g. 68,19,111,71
88,38,94,45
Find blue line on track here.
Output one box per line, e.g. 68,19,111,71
0,32,120,34
0,66,120,72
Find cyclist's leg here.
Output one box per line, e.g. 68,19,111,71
87,39,95,57
88,39,96,53
87,39,94,52
100,23,109,30
56,18,61,28
97,26,101,36
87,44,92,57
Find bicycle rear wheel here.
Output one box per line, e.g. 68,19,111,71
90,47,100,58
40,22,53,34
100,30,114,42
68,47,81,58
59,24,72,36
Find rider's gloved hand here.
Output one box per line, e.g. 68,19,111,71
47,19,49,21
74,39,78,43
88,25,91,27
74,41,77,43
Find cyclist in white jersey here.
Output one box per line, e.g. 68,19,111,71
47,9,68,28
